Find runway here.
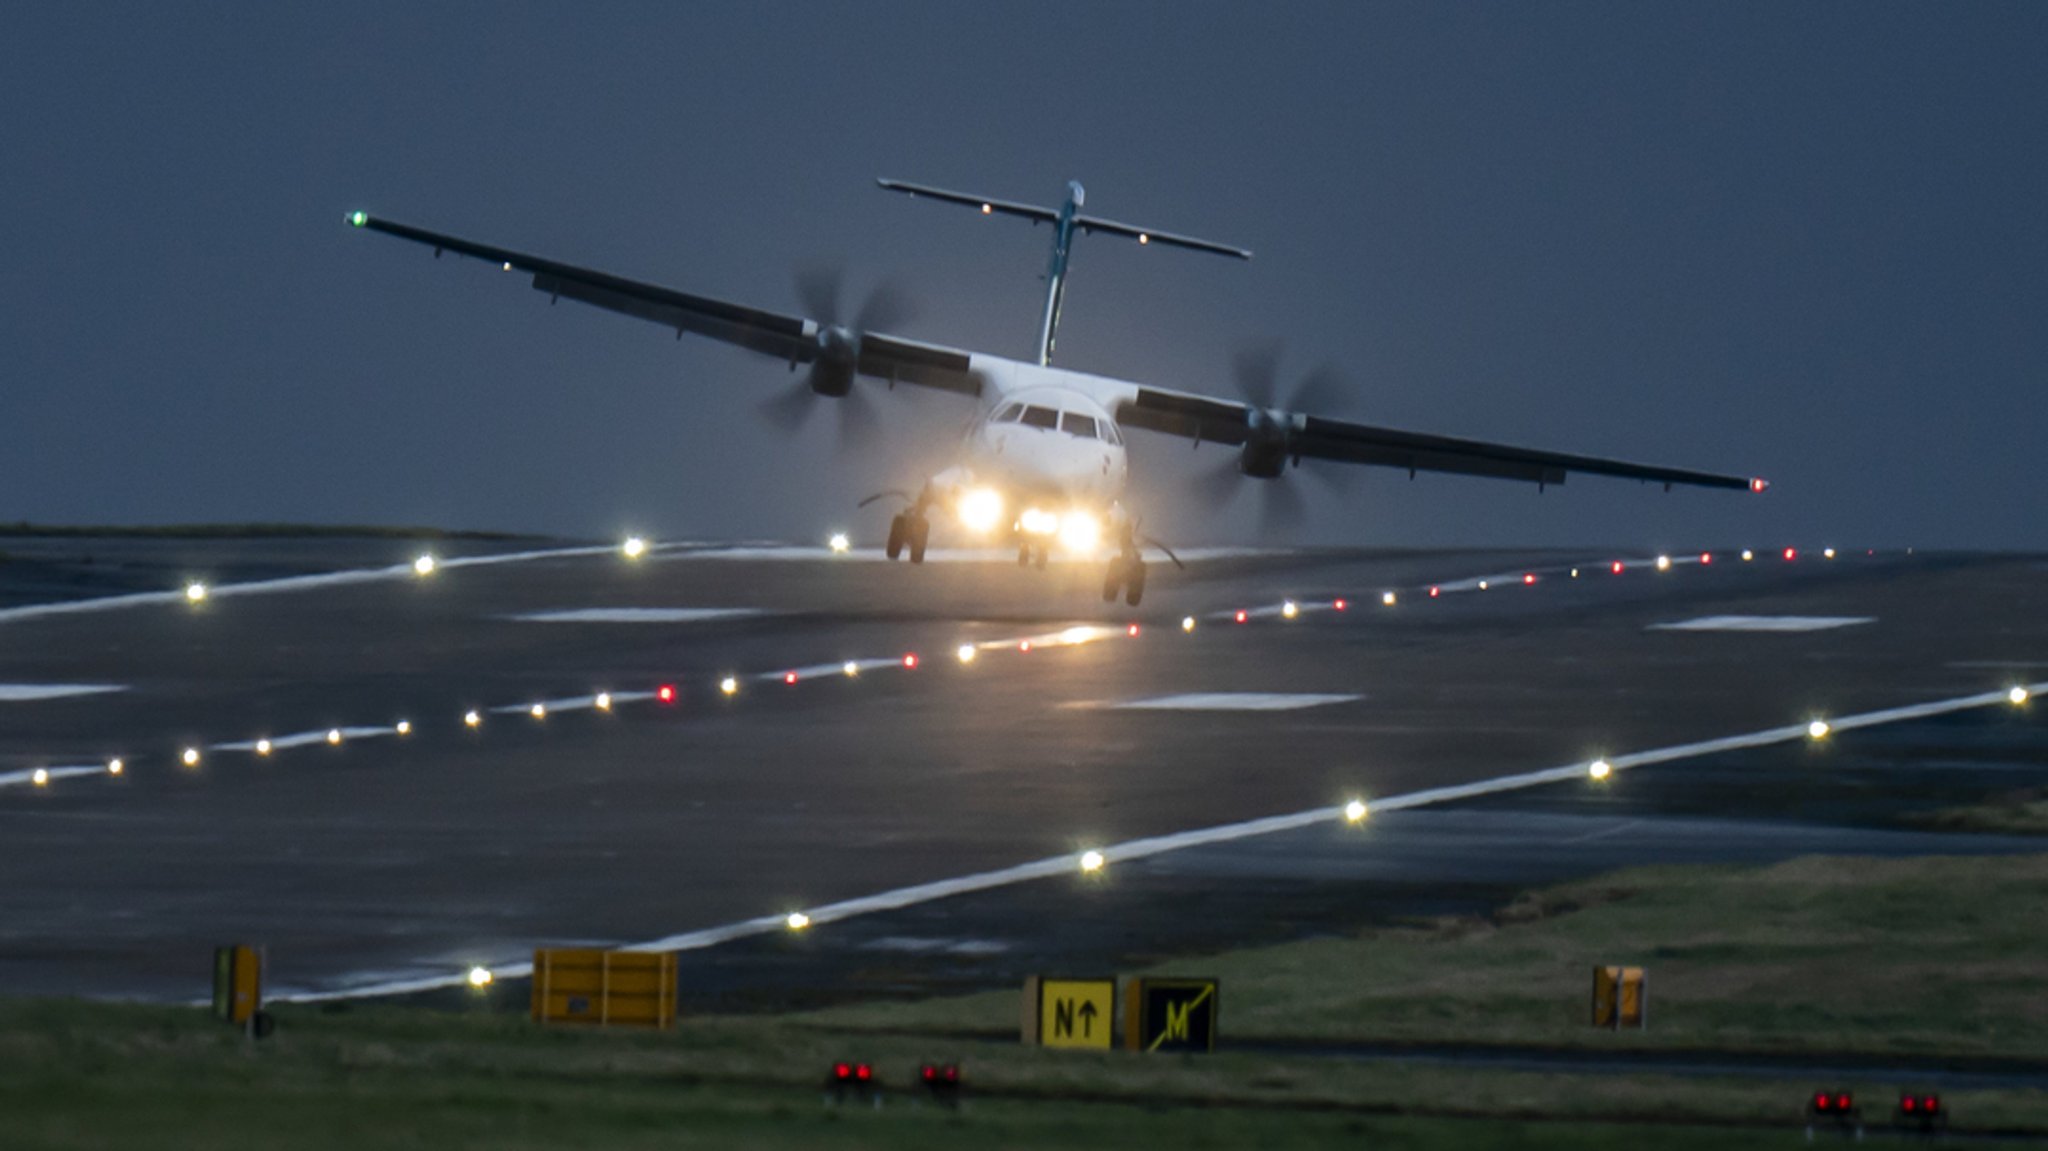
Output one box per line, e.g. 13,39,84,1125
0,535,2043,1002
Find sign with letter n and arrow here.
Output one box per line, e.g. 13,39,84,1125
1021,976,1116,1050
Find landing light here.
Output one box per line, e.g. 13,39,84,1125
828,532,851,554
181,747,201,767
413,554,436,576
185,582,208,603
719,677,739,696
1019,507,1059,536
1588,759,1612,780
1181,616,1196,633
1343,799,1368,824
958,488,1005,534
1058,510,1100,554
1808,719,1831,740
621,536,648,559
1078,850,1105,873
107,758,124,776
467,966,493,988
786,911,811,931
2010,686,2030,706
464,710,482,728
348,210,367,227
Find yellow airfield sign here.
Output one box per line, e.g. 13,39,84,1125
1022,976,1115,1049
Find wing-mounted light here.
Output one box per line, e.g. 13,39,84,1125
1750,477,1770,493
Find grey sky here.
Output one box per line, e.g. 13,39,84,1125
3,3,2043,548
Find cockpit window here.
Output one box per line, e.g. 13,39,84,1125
1019,405,1058,429
1101,420,1122,445
1060,412,1100,440
993,402,1023,423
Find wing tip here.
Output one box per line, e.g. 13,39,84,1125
346,210,369,228
1750,477,1770,493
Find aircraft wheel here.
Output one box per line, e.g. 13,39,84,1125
907,515,930,564
1124,560,1147,607
1017,543,1030,566
886,515,907,561
1034,544,1048,570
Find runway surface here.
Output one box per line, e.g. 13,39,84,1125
0,536,2043,1002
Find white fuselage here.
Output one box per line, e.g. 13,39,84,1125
921,355,1143,553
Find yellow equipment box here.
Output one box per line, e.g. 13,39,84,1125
1591,965,1647,1029
531,949,677,1029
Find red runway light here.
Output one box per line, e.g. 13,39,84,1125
1700,553,1712,564
1019,640,1032,652
1523,573,1536,585
1333,598,1347,611
834,1062,851,1080
1234,610,1248,624
1784,547,1797,561
783,671,798,685
902,653,918,668
1428,586,1440,597
1127,623,1140,637
655,684,677,705
1612,561,1625,574
855,1063,872,1081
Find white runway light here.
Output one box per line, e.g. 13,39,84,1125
1808,719,1831,740
1281,600,1299,619
1078,850,1106,873
1656,555,1672,572
1343,799,1368,824
31,768,47,787
528,703,546,719
785,911,811,931
843,661,859,677
463,710,482,728
1381,591,1397,606
467,966,493,988
106,758,124,776
594,693,612,712
621,536,648,560
1741,550,1755,562
719,676,739,696
412,554,436,577
181,747,201,767
326,728,343,746
1181,616,1196,633
828,532,851,554
395,719,412,735
2010,686,2031,706
184,582,208,604
255,739,273,756
956,644,977,664
1588,759,1613,781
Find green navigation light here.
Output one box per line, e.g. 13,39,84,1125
348,210,367,227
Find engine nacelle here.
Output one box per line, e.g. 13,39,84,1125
1238,437,1288,479
807,357,855,398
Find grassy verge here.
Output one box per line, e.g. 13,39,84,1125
1908,789,2048,835
810,853,2048,1062
9,853,2048,1148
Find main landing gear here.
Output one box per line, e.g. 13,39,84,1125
885,510,930,564
1102,548,1146,607
1016,540,1049,569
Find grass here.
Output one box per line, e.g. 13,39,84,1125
10,853,2048,1148
0,522,538,541
810,853,2048,1061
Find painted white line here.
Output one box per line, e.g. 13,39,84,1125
0,683,127,702
1650,615,1873,633
506,607,767,624
0,543,699,627
664,545,1287,564
272,678,2046,1003
1085,692,1362,712
214,725,401,752
0,764,107,787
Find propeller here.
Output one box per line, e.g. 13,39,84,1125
757,263,916,451
1201,342,1356,539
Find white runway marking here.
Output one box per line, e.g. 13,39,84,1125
506,607,766,624
1650,615,1874,633
0,764,106,787
0,683,127,702
666,545,1286,564
1089,692,1362,712
273,677,2047,1004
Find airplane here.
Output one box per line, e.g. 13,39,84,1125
344,179,1765,606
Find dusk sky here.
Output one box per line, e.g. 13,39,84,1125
3,3,2043,548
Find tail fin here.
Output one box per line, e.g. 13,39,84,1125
877,179,1250,366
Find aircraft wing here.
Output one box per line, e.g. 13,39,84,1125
1115,384,1765,492
344,212,982,397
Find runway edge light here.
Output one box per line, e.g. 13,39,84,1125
1343,799,1368,824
